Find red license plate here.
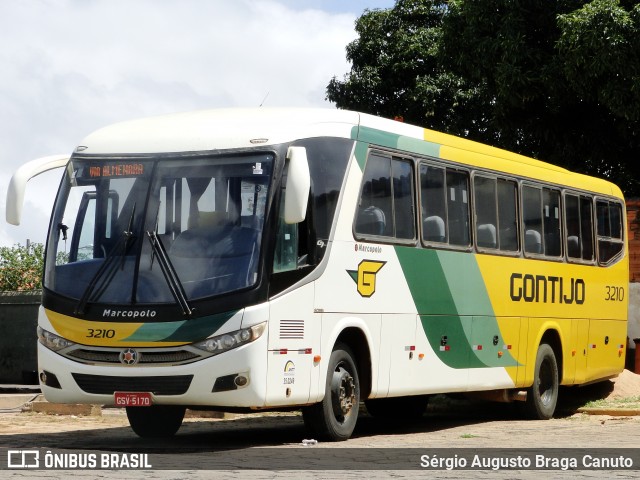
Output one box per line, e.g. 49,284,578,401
114,391,152,407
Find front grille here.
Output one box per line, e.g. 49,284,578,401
67,349,199,365
72,373,193,395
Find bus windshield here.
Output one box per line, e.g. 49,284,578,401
45,153,273,308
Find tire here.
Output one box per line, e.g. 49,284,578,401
524,343,559,420
365,395,429,420
126,405,186,438
302,344,360,441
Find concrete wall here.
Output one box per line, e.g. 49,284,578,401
0,291,41,384
630,283,640,347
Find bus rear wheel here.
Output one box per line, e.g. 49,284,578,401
524,343,559,420
302,343,360,441
126,405,186,438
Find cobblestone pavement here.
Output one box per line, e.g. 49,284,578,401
0,397,639,479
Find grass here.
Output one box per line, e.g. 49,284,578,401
582,396,640,409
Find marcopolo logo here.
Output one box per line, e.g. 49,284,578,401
347,260,386,297
102,309,157,319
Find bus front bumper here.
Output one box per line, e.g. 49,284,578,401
36,333,270,408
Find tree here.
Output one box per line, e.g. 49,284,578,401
328,0,640,196
326,0,484,135
0,243,44,291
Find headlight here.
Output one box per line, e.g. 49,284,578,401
37,326,76,352
194,322,266,355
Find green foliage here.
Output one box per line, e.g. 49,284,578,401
326,0,482,133
0,243,45,291
328,0,640,196
557,0,640,122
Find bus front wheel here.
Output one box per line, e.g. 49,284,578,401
126,405,186,438
524,343,559,420
302,343,360,441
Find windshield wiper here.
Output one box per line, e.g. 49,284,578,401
74,205,136,316
146,229,193,317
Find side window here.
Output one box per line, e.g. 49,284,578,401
420,164,447,243
473,176,518,252
596,200,624,265
420,163,470,247
355,153,415,241
523,185,562,258
392,159,415,240
497,179,519,251
447,170,471,246
565,193,594,262
543,188,561,257
523,186,543,255
355,154,393,237
474,176,498,249
580,196,595,261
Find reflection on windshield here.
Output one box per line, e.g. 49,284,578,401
45,154,273,309
145,228,193,316
74,204,137,315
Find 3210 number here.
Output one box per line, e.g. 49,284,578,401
605,286,624,302
86,328,116,338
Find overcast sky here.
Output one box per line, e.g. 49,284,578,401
0,0,395,248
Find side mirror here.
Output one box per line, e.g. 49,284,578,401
283,147,310,224
6,154,70,225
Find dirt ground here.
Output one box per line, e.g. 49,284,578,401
607,368,640,398
0,369,637,439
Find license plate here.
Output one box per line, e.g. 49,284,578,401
114,391,152,407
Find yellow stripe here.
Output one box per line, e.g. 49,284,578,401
45,309,185,347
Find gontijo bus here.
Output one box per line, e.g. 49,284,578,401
6,109,628,440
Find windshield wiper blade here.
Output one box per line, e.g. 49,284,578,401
74,204,136,316
146,230,193,317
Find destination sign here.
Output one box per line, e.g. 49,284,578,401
88,163,145,178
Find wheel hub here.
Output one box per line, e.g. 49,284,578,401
331,366,356,418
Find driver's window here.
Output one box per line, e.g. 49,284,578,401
273,200,299,273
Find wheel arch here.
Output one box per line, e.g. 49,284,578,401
334,327,373,400
539,329,563,384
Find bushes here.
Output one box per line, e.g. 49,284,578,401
0,243,44,291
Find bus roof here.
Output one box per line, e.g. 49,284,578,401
77,108,622,199
77,108,360,155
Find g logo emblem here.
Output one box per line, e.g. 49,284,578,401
119,348,139,366
347,260,386,297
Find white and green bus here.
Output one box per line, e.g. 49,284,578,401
6,109,628,440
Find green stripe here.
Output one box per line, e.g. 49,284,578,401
122,320,185,342
124,310,238,342
354,140,368,171
163,310,237,342
351,126,440,158
396,246,519,368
